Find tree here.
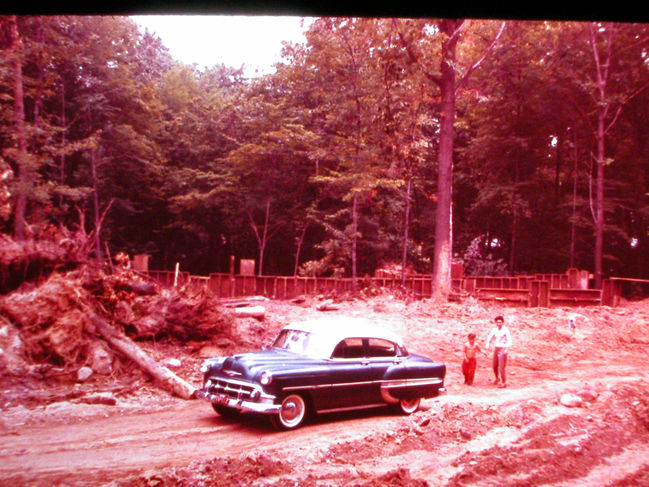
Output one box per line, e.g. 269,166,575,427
396,19,505,296
3,16,29,240
290,18,394,283
3,17,649,284
459,21,562,274
586,23,649,287
547,22,649,285
63,17,167,261
221,78,317,276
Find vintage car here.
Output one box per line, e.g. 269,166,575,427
197,316,446,430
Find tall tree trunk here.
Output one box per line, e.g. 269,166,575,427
59,84,66,206
91,148,103,261
340,28,363,292
401,179,412,286
586,22,649,286
8,16,28,241
570,132,578,268
33,18,44,130
589,23,611,289
248,199,271,276
395,19,504,298
260,199,270,276
509,210,518,272
509,145,521,273
293,222,308,277
594,114,605,288
351,191,359,289
431,20,460,299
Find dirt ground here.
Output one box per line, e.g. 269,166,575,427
2,294,649,486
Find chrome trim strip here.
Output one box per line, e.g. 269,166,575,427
380,378,443,403
224,369,242,377
206,375,258,389
284,377,443,391
283,384,331,391
382,378,444,388
197,390,279,414
284,380,375,391
317,403,387,414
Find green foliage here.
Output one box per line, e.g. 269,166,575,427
1,16,648,279
462,235,508,276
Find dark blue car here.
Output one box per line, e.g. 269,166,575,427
197,316,446,430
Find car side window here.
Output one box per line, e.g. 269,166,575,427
367,338,397,358
331,337,365,359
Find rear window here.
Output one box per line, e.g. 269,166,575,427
367,338,397,358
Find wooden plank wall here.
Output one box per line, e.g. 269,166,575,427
147,268,620,307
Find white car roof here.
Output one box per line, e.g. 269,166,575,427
282,316,404,358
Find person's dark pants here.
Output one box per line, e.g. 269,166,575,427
462,357,477,385
492,347,507,384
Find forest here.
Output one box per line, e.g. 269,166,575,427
1,16,648,294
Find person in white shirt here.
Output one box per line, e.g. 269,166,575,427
485,315,512,388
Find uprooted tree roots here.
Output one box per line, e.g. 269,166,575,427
0,233,88,295
0,236,233,398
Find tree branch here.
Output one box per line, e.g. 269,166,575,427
456,21,506,93
392,19,442,87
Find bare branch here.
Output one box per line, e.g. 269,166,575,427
456,21,506,93
605,80,649,134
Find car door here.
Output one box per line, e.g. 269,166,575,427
363,337,403,404
319,337,378,411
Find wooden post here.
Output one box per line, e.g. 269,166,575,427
538,280,549,307
229,255,235,298
530,280,549,307
133,254,150,273
601,279,621,307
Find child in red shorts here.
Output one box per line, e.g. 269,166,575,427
462,332,486,385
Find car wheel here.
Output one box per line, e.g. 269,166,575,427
396,397,420,415
270,394,307,430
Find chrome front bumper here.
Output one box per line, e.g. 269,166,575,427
196,389,281,414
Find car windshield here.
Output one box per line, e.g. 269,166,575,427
272,329,313,355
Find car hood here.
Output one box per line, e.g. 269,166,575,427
212,348,326,378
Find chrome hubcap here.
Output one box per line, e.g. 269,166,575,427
279,395,305,427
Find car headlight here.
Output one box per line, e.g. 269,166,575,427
259,371,272,386
200,358,222,374
200,360,210,373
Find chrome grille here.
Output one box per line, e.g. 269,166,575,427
206,378,256,400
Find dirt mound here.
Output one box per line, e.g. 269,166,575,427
119,453,292,487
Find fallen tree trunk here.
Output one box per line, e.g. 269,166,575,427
220,296,269,308
234,305,266,320
90,314,196,400
316,299,340,312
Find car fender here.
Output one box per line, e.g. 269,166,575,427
381,360,445,402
